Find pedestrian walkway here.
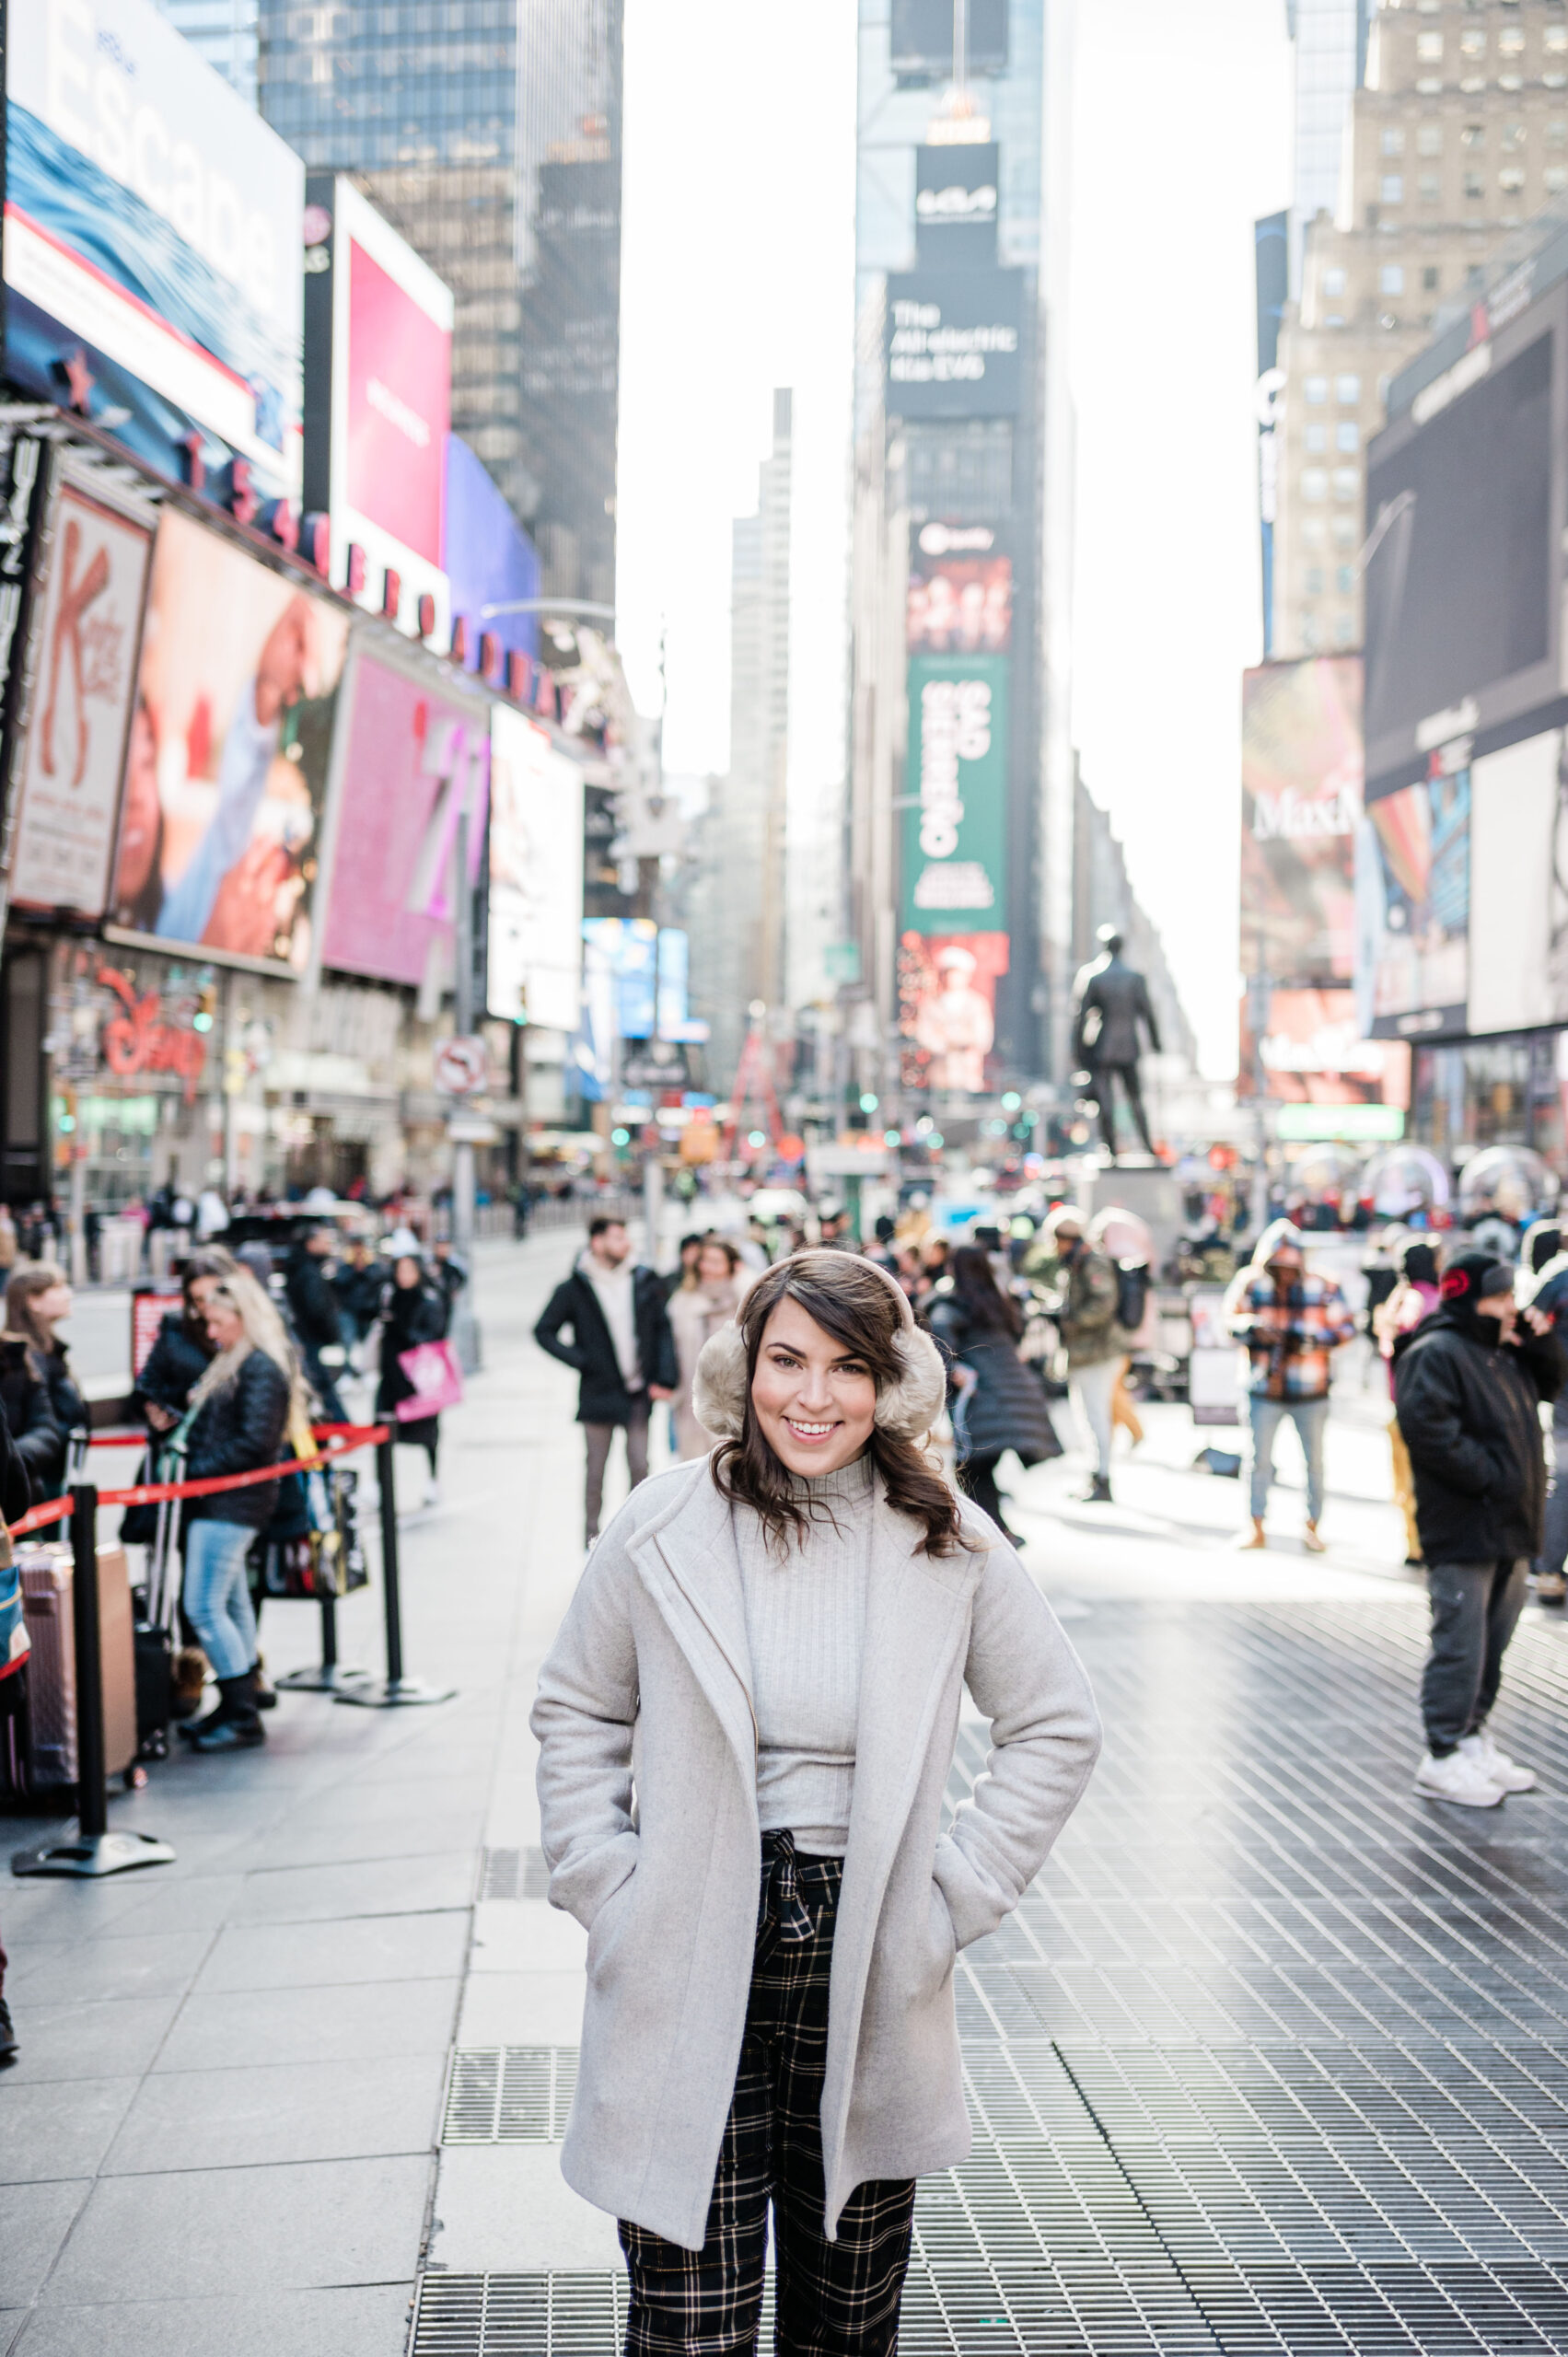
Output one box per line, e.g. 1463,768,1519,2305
6,1236,1568,2353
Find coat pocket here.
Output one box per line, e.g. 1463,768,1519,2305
586,1868,640,1988
919,1879,958,1995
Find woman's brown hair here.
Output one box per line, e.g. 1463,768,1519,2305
711,1253,967,1557
5,1262,66,1358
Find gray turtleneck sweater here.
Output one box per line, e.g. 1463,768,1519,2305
733,1451,876,1856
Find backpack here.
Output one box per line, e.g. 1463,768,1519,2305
1114,1262,1151,1339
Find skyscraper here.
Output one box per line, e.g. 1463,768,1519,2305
151,0,259,104
257,0,621,595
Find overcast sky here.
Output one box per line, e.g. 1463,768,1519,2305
616,0,1295,1076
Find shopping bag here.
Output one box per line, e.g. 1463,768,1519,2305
395,1338,464,1419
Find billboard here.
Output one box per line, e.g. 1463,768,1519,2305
7,470,153,917
907,523,1011,654
486,703,583,1032
106,509,349,971
1241,987,1408,1107
1240,656,1361,988
306,177,452,640
915,144,999,269
890,0,1008,78
445,436,540,665
1364,324,1554,784
898,931,1009,1094
318,647,489,990
1467,726,1568,1036
6,0,304,494
901,653,1009,933
1355,752,1470,1039
885,270,1023,419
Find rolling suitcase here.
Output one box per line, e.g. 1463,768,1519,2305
18,1541,138,1789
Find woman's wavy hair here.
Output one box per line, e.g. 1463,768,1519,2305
711,1253,969,1557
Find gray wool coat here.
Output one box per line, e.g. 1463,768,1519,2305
530,1455,1101,2251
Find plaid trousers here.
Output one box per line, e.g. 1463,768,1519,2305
620,1830,917,2355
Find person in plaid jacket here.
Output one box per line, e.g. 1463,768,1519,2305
1225,1219,1356,1552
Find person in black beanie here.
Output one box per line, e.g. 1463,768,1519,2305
1393,1250,1565,1806
1523,1222,1568,1604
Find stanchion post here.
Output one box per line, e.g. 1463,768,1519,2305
12,1486,175,1878
335,1436,453,1708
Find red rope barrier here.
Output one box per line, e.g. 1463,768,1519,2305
5,1424,390,1536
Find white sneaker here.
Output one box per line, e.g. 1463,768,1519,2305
1414,1748,1504,1808
423,1476,441,1509
1463,1726,1538,1794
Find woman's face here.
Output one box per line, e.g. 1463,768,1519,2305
33,1282,72,1328
750,1300,877,1478
394,1257,422,1289
204,1301,245,1353
116,703,162,905
696,1244,732,1287
186,1273,222,1328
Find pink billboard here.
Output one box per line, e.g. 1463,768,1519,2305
345,237,450,566
319,650,488,988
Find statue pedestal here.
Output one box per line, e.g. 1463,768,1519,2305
1083,1162,1187,1269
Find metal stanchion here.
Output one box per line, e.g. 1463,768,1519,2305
12,1486,175,1878
335,1440,454,1708
274,1585,372,1694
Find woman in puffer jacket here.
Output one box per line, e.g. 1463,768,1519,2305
924,1245,1061,1545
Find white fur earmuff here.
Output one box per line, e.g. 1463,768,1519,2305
691,1252,947,1445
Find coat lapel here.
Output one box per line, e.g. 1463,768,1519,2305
630,1466,759,1798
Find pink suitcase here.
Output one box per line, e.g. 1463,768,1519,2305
19,1542,137,1787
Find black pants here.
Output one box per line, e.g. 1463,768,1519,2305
1422,1557,1528,1752
1090,1060,1154,1158
621,1832,916,2354
958,1452,1006,1531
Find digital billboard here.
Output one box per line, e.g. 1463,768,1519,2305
1364,325,1554,784
1355,754,1470,1039
6,0,304,495
898,931,1009,1094
107,509,349,972
1240,656,1362,988
890,0,1008,79
7,469,153,917
1241,987,1406,1108
445,436,540,666
1466,726,1568,1037
318,647,489,990
305,176,452,640
907,522,1011,654
885,270,1023,419
901,653,1009,935
914,143,999,268
487,703,583,1031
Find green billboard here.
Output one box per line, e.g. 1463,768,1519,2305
900,653,1009,934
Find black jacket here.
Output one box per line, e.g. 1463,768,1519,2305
285,1246,345,1353
1073,950,1161,1068
184,1349,292,1529
0,1401,31,1524
377,1278,450,1423
135,1311,213,1418
924,1295,1061,1467
1393,1308,1566,1564
0,1340,64,1500
534,1260,679,1425
333,1259,385,1341
41,1340,86,1446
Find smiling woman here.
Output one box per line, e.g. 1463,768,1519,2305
531,1247,1101,2354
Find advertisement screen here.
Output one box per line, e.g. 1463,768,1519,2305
885,270,1023,420
907,526,1011,654
6,0,303,492
1467,726,1568,1036
1356,758,1470,1037
319,649,489,989
898,930,1009,1094
8,474,152,916
890,0,1008,78
901,652,1009,933
487,703,583,1031
1242,987,1406,1107
1241,656,1361,987
915,143,999,268
1365,332,1552,765
107,510,349,971
445,436,540,662
345,234,450,567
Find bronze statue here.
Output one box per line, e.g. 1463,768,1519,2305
1072,925,1161,1161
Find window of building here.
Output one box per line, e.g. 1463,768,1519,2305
1419,172,1442,202
1336,374,1361,404
1302,516,1327,545
1302,469,1328,503
1548,165,1568,192
1337,564,1355,596
1502,122,1526,150
1301,615,1322,653
1461,123,1485,147
1333,613,1358,648
1551,24,1568,51
1332,514,1359,548
1550,119,1568,145
1305,423,1329,454
1500,165,1526,192
1465,171,1485,197
1380,173,1403,203
1378,263,1405,295
1305,567,1325,597
1421,266,1439,293
1458,27,1485,54
1499,24,1525,52
1382,126,1405,157
1321,267,1348,297
1417,122,1443,156
1336,421,1360,453
1418,31,1446,60
1304,375,1329,403
1332,468,1360,502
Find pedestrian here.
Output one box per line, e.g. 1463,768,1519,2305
534,1215,678,1544
668,1235,750,1459
331,1233,385,1344
1523,1222,1568,1605
665,1235,703,1302
1025,1206,1121,1503
1225,1219,1355,1552
1088,1207,1157,1454
0,1204,17,1276
177,1267,298,1753
376,1232,450,1508
432,1236,469,1319
2,1265,86,1495
1373,1237,1442,1568
1393,1250,1565,1805
530,1250,1099,2353
0,1387,42,2065
284,1221,349,1422
195,1183,230,1242
925,1244,1060,1544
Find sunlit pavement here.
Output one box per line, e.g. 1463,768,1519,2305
6,1244,1568,2354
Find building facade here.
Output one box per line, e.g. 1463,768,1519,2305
151,0,259,102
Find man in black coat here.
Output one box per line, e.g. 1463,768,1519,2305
1394,1250,1565,1808
285,1225,348,1422
1071,926,1161,1160
534,1216,678,1544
